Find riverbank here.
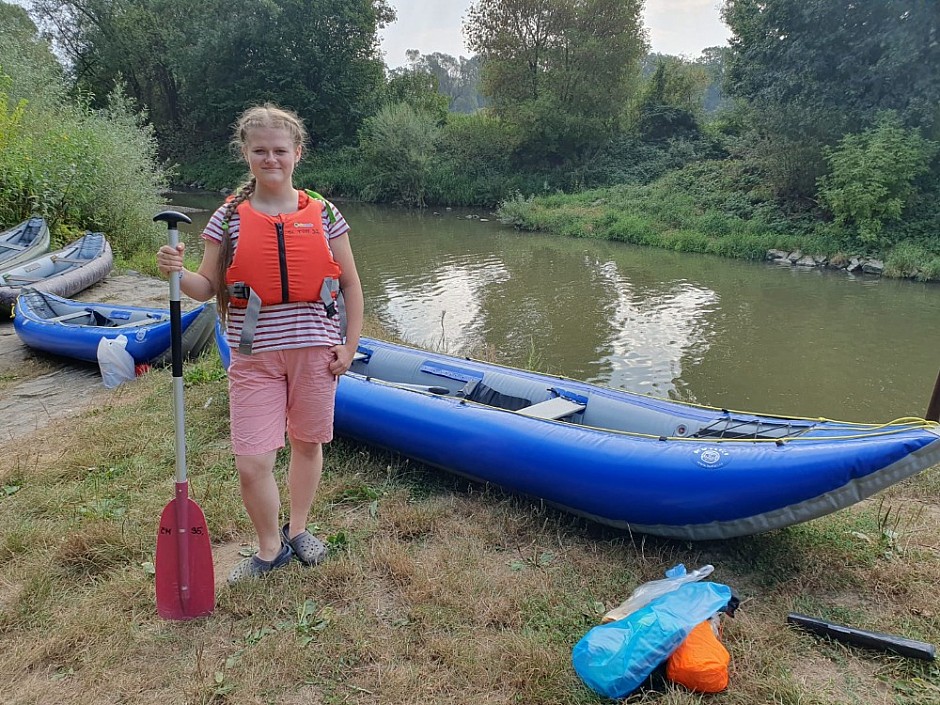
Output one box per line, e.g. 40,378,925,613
1,271,939,703
496,173,940,284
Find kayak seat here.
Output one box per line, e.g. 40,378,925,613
463,381,530,410
516,397,586,420
89,309,114,326
111,317,164,328
49,309,93,323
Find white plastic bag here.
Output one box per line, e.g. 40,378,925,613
602,564,714,623
97,334,136,388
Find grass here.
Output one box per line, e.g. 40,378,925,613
1,345,939,704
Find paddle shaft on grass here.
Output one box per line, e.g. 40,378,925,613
153,210,214,620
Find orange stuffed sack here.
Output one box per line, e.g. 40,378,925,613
665,618,730,693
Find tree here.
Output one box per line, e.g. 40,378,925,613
721,0,940,200
722,0,940,137
0,1,65,105
358,102,439,207
403,51,486,114
633,56,708,141
184,0,395,147
385,65,449,123
29,0,396,152
463,0,646,163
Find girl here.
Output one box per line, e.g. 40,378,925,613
157,103,364,584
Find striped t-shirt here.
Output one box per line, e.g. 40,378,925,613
202,195,350,353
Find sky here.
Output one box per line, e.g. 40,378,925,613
379,0,732,68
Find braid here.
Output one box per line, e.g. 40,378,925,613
215,177,256,325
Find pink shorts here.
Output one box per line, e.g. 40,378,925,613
228,346,337,456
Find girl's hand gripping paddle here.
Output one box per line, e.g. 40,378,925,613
153,210,215,620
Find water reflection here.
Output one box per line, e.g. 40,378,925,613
595,258,719,397
380,256,510,353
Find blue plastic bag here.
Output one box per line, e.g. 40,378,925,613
572,580,732,699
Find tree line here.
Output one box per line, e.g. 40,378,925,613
3,0,939,267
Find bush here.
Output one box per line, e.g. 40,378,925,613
300,146,367,199
358,102,440,207
818,113,938,246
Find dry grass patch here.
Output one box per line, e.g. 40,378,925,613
1,349,939,704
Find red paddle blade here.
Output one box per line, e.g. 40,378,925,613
156,496,215,620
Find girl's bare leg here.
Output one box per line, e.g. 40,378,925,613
235,450,282,560
285,439,323,538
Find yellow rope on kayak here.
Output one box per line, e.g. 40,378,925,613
613,417,939,442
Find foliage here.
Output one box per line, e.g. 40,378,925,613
185,0,395,148
884,242,940,282
402,51,486,114
722,1,940,137
818,113,938,245
464,0,646,162
632,56,707,141
30,0,396,153
0,2,65,107
0,76,27,159
0,13,167,258
358,102,440,207
384,68,449,124
721,0,940,201
498,159,815,262
425,112,526,205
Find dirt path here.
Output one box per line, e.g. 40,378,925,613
0,271,202,444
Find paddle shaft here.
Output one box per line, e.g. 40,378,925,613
167,220,192,610
927,368,940,422
168,223,187,484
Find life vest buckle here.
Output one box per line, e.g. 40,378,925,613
229,281,251,301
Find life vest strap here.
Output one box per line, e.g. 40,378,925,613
320,278,339,318
238,287,264,355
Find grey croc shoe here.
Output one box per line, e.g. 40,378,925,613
227,542,293,585
281,524,328,566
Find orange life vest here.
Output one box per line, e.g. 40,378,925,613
226,190,342,312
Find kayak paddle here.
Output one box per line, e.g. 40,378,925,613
153,210,215,620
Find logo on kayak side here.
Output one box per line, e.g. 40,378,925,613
693,446,730,468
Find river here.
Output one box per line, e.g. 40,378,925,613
167,191,940,424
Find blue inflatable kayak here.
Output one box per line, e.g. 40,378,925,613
14,288,217,365
216,329,940,540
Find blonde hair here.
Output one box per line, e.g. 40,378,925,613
230,102,308,157
215,104,309,322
